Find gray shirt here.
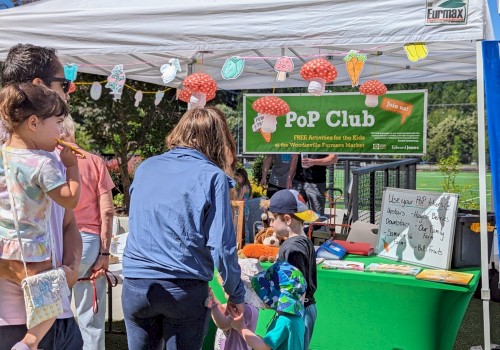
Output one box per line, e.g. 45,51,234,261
269,154,293,188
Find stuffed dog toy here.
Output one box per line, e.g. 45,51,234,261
241,227,280,262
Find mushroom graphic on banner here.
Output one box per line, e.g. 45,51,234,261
359,80,387,107
105,64,126,99
274,57,294,82
183,73,217,108
160,58,181,84
300,58,337,96
252,96,290,143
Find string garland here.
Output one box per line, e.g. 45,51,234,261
66,42,426,106
74,81,172,94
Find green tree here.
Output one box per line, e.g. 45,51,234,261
437,150,478,209
425,113,477,163
216,103,243,154
70,75,183,212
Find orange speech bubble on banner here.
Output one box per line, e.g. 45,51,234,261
380,97,414,125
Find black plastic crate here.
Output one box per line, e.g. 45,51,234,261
452,209,496,268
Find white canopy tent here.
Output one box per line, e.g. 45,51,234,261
0,0,486,89
0,0,496,348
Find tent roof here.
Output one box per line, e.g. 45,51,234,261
0,0,487,89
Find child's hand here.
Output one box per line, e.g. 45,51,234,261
205,288,218,309
231,314,245,332
59,145,78,168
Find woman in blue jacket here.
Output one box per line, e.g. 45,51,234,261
122,107,245,350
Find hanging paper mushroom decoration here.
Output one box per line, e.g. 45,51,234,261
251,96,290,143
274,57,294,82
183,73,217,108
358,80,387,108
178,87,216,109
300,58,337,96
177,88,193,103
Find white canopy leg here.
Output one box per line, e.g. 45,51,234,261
476,39,491,350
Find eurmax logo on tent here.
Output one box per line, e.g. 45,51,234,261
425,0,468,25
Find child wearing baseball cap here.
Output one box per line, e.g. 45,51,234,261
231,261,306,350
268,189,319,350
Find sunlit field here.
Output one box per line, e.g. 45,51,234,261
416,170,492,210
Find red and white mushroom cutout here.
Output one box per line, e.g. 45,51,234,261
252,96,290,143
177,88,193,103
274,57,294,82
358,80,387,107
183,73,217,108
177,89,215,108
300,58,337,96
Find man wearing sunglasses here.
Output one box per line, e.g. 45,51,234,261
43,76,72,94
0,44,84,350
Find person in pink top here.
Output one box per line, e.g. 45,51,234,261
61,116,115,350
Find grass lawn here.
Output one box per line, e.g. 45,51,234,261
416,170,492,210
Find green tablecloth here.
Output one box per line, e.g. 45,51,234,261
203,255,480,350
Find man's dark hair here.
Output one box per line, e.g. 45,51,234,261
1,43,60,86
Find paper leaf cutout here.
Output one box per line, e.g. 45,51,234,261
105,64,126,96
154,90,164,106
134,90,143,107
90,82,102,100
221,56,245,80
404,43,428,62
343,50,366,87
160,58,181,84
64,64,78,81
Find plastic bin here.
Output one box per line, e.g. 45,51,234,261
451,209,496,268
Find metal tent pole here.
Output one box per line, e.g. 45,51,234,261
476,39,491,350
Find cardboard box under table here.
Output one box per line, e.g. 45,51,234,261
203,255,480,350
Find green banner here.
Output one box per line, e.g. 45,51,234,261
243,91,427,155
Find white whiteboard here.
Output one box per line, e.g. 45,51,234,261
376,187,459,269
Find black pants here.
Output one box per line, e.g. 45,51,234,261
266,184,286,199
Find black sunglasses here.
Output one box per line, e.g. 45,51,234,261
43,76,71,94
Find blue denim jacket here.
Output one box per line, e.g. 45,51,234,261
123,147,245,304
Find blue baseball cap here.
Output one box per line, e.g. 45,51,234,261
269,189,319,222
